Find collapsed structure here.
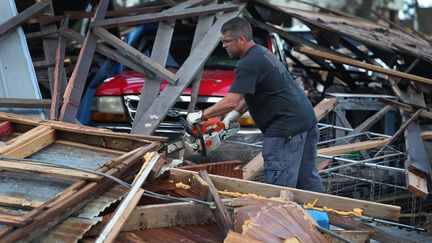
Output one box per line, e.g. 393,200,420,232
0,0,431,242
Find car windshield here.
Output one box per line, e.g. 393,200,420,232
135,23,269,70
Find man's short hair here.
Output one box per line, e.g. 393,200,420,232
221,17,253,41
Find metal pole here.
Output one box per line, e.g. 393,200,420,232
319,153,406,174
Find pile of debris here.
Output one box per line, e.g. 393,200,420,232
0,0,432,242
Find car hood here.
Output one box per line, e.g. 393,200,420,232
95,69,234,97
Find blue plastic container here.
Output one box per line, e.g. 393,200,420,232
305,209,330,229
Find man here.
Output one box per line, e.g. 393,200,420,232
187,17,324,193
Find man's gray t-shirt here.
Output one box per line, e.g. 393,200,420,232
229,44,316,137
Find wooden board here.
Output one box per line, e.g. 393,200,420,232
422,131,432,140
92,3,239,29
406,171,428,199
0,1,50,38
92,27,178,85
314,98,338,121
0,159,101,181
170,168,401,221
123,202,214,231
0,196,43,209
318,138,389,156
59,0,110,123
296,47,432,86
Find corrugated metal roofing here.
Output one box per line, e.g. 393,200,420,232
36,186,127,243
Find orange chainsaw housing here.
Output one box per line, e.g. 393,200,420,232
191,117,225,137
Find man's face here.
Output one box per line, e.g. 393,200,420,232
221,31,242,58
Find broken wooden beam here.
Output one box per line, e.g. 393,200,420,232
92,27,178,85
379,98,432,120
60,28,150,76
50,17,68,120
422,131,432,140
0,1,50,38
92,3,239,29
314,98,338,121
198,170,233,237
123,201,215,231
28,5,171,24
0,159,101,181
346,105,392,140
401,88,431,199
0,98,52,109
59,0,110,123
0,125,56,158
374,109,422,157
170,168,401,221
295,47,432,86
0,196,43,210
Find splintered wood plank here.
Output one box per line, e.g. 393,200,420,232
135,6,244,134
59,0,110,123
187,2,216,112
60,28,150,75
296,47,432,86
0,125,56,158
347,105,392,139
314,98,338,121
401,88,430,198
170,168,401,221
50,16,68,120
422,131,432,140
0,159,101,181
406,171,428,199
379,98,432,120
123,202,214,231
198,170,233,237
131,19,175,132
29,5,171,24
0,214,28,227
318,138,389,156
190,174,210,200
92,3,239,29
0,1,50,38
92,27,178,85
0,196,43,209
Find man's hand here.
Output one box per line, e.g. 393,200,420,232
222,110,241,129
186,110,203,126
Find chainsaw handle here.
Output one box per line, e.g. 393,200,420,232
194,123,207,156
180,117,194,136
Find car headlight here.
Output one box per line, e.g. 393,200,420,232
91,96,127,122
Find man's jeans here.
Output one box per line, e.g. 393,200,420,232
262,125,324,193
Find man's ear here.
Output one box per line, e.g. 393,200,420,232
239,35,246,43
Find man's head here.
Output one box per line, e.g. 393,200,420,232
221,17,255,58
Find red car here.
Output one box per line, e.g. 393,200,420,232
90,24,286,136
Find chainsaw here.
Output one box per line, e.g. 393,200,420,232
180,117,240,156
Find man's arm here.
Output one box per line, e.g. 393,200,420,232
202,92,244,119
